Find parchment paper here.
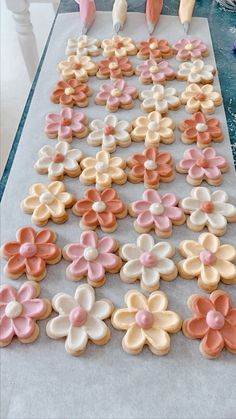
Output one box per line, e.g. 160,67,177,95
1,13,236,419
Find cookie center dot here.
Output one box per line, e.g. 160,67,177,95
103,125,116,135
83,246,99,261
149,202,164,215
140,252,157,268
199,250,216,265
19,242,37,258
65,87,75,95
111,88,122,97
78,40,86,48
61,117,72,126
195,123,208,132
114,41,123,49
69,306,87,327
73,63,82,70
92,201,106,213
5,301,22,319
148,121,160,131
52,152,65,163
95,161,108,173
40,192,55,205
185,43,193,51
135,310,153,329
200,200,214,213
144,159,157,170
196,158,209,168
149,65,159,74
190,65,200,74
150,42,157,50
109,62,119,70
194,93,206,101
206,310,225,330
153,92,163,100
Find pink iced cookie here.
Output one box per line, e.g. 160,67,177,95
45,108,88,142
95,79,138,112
136,59,175,85
129,189,185,238
63,230,122,287
177,147,228,186
173,38,209,61
0,281,51,347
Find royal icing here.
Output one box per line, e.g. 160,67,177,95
136,59,175,84
178,232,236,291
63,231,121,284
131,111,175,147
180,187,236,234
112,289,182,355
46,284,113,355
177,59,215,84
137,37,172,60
1,227,61,280
173,38,208,61
21,181,75,225
183,290,236,358
72,188,126,231
101,35,137,57
181,83,222,113
66,35,100,57
97,55,133,79
140,84,181,113
95,79,137,110
0,282,51,346
179,112,223,148
87,114,131,152
57,55,97,82
34,142,83,179
120,234,177,291
80,150,126,191
78,0,96,34
45,108,88,141
51,80,91,107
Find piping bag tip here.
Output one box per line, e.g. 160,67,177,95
183,21,189,34
147,22,155,35
114,22,121,33
82,25,88,34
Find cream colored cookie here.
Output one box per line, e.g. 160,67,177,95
131,111,175,147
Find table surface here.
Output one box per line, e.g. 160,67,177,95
0,0,236,200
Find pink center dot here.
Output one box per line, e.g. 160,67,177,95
103,125,115,135
52,153,65,163
206,310,225,330
194,93,206,101
19,242,37,258
115,41,123,49
69,306,87,327
196,158,209,168
139,252,157,268
73,63,81,70
200,201,214,213
199,250,216,265
61,117,72,126
135,310,153,329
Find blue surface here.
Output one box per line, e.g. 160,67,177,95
1,0,235,200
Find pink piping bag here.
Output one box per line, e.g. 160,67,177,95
146,0,163,34
75,0,96,34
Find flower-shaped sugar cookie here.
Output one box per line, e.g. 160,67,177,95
80,150,127,191
179,112,223,148
97,55,134,80
181,84,222,114
136,59,175,85
177,60,215,84
50,79,92,107
34,142,83,181
140,84,181,114
183,290,236,358
21,181,75,226
95,79,138,112
129,189,185,238
112,290,182,355
131,111,175,147
127,147,174,189
0,227,61,281
177,147,228,186
57,55,97,82
0,282,51,347
63,231,122,286
178,232,236,292
119,234,177,292
73,188,127,232
101,35,137,57
45,108,88,142
137,37,173,61
46,284,113,356
173,38,209,61
66,35,100,57
87,114,131,153
180,187,236,236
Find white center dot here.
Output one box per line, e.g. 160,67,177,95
148,121,160,131
40,192,55,205
95,162,108,173
5,301,22,319
92,201,106,213
144,159,157,170
196,123,208,132
83,247,99,261
149,203,164,215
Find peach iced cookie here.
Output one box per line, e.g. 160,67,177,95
181,84,222,114
57,56,97,82
0,226,61,281
45,108,88,142
101,35,137,57
131,111,175,147
46,284,113,356
112,289,182,355
50,79,92,107
178,232,236,292
95,79,138,112
179,112,223,148
0,281,51,347
97,55,134,79
137,37,172,61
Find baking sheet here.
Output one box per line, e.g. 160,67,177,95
1,12,236,419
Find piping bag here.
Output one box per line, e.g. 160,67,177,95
146,0,163,35
112,0,128,33
179,0,196,34
75,0,96,34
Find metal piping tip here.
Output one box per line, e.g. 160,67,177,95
183,21,190,34
147,22,155,35
114,22,121,33
82,25,88,34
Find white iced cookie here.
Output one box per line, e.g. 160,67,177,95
119,234,177,292
177,59,215,84
131,111,175,147
87,114,132,153
34,142,83,181
46,284,114,356
180,186,236,236
140,84,181,114
101,35,137,57
66,35,100,57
